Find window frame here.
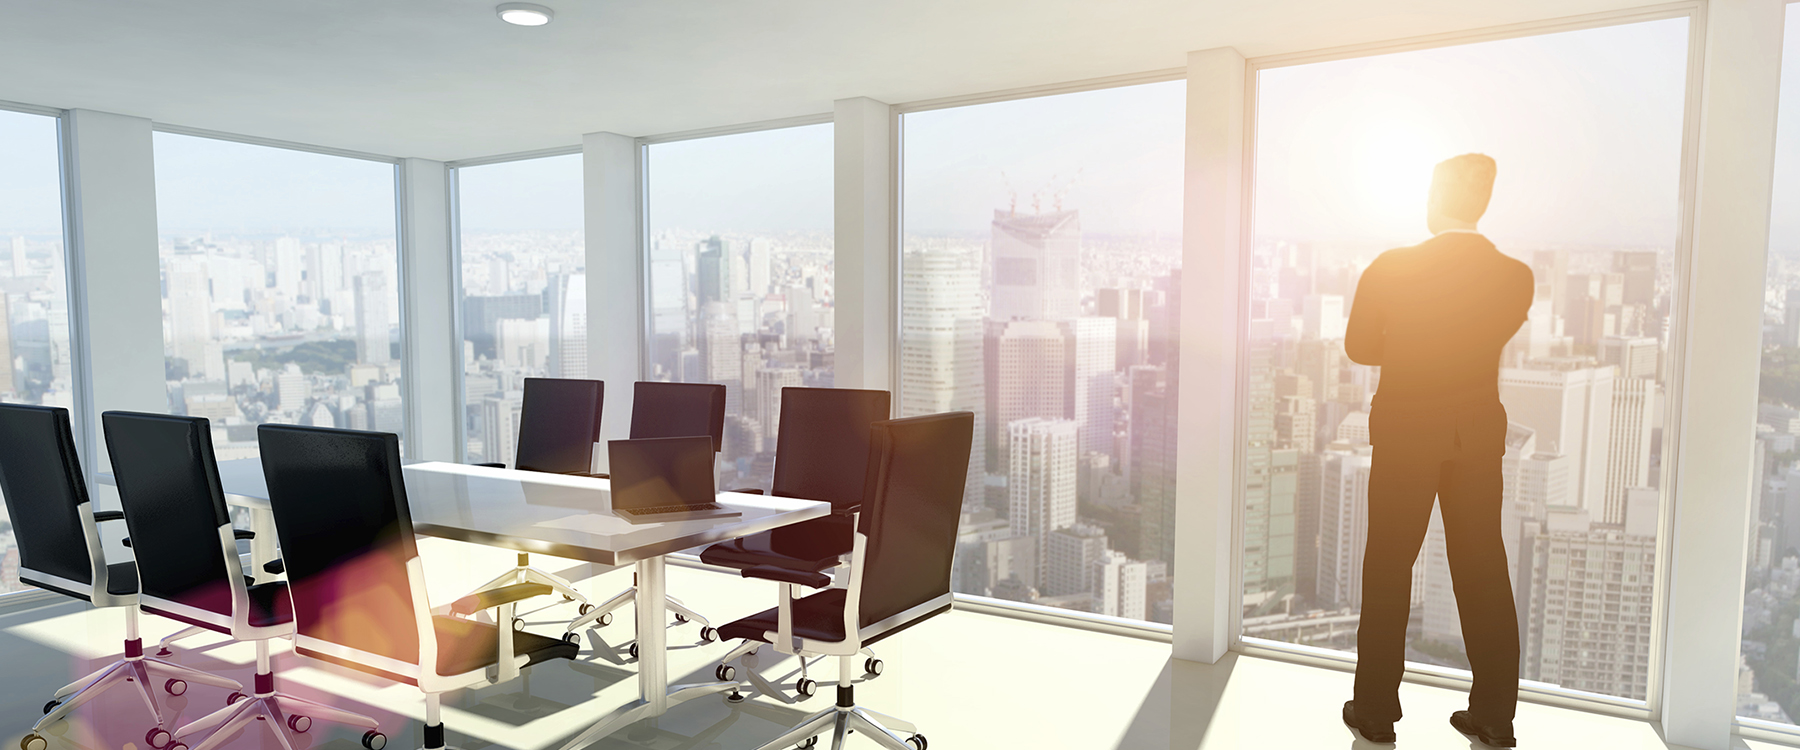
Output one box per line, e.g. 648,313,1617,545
1231,0,1708,721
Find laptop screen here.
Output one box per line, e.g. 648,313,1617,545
606,435,717,511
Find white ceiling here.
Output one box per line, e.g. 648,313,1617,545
2,0,1657,161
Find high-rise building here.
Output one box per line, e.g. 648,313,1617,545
755,367,804,447
1067,317,1116,459
1275,373,1316,451
548,273,588,378
9,236,24,278
1521,505,1657,699
1092,550,1148,620
697,235,732,309
275,363,309,414
1302,294,1347,340
1009,418,1079,587
1044,523,1109,597
900,246,987,509
274,237,304,301
308,243,343,311
167,257,213,378
1500,365,1615,517
354,271,392,365
1600,336,1659,380
1614,250,1658,307
987,320,1067,464
1133,367,1179,567
481,391,524,465
462,294,542,360
702,305,743,415
1243,336,1297,601
1098,287,1150,367
1604,377,1657,525
990,209,1080,322
1316,444,1374,608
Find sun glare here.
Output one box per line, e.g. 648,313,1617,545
1350,117,1449,232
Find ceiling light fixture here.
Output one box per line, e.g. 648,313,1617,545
496,2,554,26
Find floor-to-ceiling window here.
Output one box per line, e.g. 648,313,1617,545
898,81,1186,625
1242,17,1692,703
643,124,834,492
453,153,585,464
1741,5,1800,729
153,133,401,460
0,108,74,594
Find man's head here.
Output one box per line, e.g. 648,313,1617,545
1427,153,1496,234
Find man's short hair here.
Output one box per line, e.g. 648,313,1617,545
1431,153,1497,223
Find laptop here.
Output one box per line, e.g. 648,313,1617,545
606,435,741,524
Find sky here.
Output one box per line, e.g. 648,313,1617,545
646,123,834,235
458,152,584,232
0,110,61,235
1255,18,1691,248
151,131,396,236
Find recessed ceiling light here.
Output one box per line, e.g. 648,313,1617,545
497,2,554,26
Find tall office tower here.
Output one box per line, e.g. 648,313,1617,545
481,391,524,465
697,235,733,309
274,237,303,300
548,273,587,378
1615,251,1658,307
701,305,744,415
1302,294,1347,340
309,243,343,312
1009,418,1079,587
486,256,512,296
8,236,25,277
987,320,1068,465
1604,377,1657,525
1133,368,1180,566
497,317,550,370
648,238,689,375
1098,287,1150,368
901,246,988,509
370,387,405,434
1294,451,1323,604
1092,551,1148,620
1522,503,1658,699
787,285,822,343
747,238,772,297
990,209,1081,322
755,367,804,448
0,291,12,395
1146,270,1182,369
1275,373,1316,452
1315,444,1374,609
167,258,214,377
1297,338,1346,435
1067,317,1116,458
1533,249,1569,319
1600,336,1659,380
462,294,542,360
1044,523,1109,597
275,364,309,414
1500,365,1615,517
353,271,392,365
1242,336,1294,600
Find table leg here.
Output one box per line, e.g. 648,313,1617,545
637,557,667,710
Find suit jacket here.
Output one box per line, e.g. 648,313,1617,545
1346,231,1533,455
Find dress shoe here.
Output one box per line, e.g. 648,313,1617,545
1450,710,1516,747
1342,700,1397,743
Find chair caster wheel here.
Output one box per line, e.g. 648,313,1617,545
287,714,311,733
168,744,189,750
715,664,736,681
562,632,581,645
699,626,716,643
864,658,884,677
361,730,388,749
629,643,639,660
578,603,595,616
674,613,689,624
512,617,526,631
42,699,59,715
20,734,47,750
597,612,613,627
796,737,818,749
227,692,248,705
906,734,927,750
563,594,575,602
146,727,173,749
164,678,188,696
795,678,816,698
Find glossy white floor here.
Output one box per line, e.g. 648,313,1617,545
0,537,1789,750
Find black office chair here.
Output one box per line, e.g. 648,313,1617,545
468,377,604,620
102,411,383,750
715,411,972,750
702,387,890,701
1,405,237,750
257,424,577,750
566,381,725,635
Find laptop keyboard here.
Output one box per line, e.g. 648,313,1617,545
621,503,723,515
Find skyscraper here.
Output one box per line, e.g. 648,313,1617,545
9,236,25,278
1316,444,1374,608
549,273,587,378
697,235,732,309
1500,365,1615,517
1068,317,1116,459
481,391,524,465
987,320,1067,464
1009,418,1079,588
990,209,1080,322
353,271,392,365
1600,336,1659,380
900,246,987,509
1604,377,1657,525
274,237,304,300
167,258,213,377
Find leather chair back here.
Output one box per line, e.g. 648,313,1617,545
630,382,726,452
855,412,974,629
0,404,98,591
769,387,890,510
514,378,603,474
102,411,235,618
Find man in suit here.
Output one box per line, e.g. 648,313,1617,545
1340,153,1532,748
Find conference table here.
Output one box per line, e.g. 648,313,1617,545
98,458,831,749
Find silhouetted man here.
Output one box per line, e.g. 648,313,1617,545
1340,154,1531,748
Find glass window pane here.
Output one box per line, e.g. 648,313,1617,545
1742,6,1800,728
900,81,1186,624
0,109,73,594
644,124,834,491
455,153,585,464
154,133,400,460
1246,18,1690,704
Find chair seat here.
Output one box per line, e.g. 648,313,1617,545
718,588,852,645
106,562,138,597
144,577,294,633
433,616,578,677
699,515,852,573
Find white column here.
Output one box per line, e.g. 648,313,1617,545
1173,48,1247,664
584,131,641,471
833,97,893,392
398,157,458,462
61,109,164,479
1660,1,1785,746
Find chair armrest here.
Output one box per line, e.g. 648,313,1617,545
742,565,831,588
830,504,860,518
730,488,765,495
234,529,256,541
569,471,606,478
94,510,125,522
263,559,285,575
449,582,552,616
472,462,505,469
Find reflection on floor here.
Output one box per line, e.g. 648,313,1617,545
0,537,1776,750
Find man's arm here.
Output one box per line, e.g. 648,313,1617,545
1345,259,1385,366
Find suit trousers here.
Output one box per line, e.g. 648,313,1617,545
1353,402,1519,725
